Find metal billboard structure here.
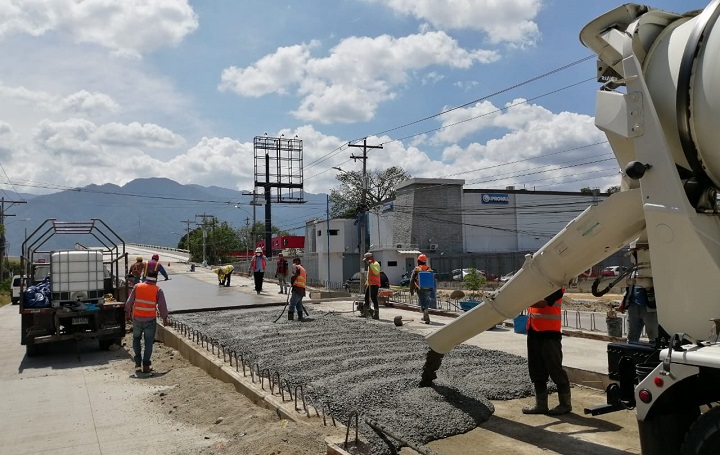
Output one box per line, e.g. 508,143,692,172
253,135,305,255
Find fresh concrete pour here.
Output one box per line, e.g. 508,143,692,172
173,309,538,454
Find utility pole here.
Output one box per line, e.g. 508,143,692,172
195,213,212,267
0,198,27,280
180,219,195,256
244,217,250,259
348,138,382,294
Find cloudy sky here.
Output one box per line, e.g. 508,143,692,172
0,0,708,199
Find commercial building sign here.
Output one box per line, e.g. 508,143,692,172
481,193,510,204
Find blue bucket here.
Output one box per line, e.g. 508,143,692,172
514,315,528,334
459,300,480,312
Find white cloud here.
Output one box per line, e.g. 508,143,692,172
59,90,119,113
0,120,11,135
0,0,198,56
365,0,542,46
220,31,498,123
0,81,119,115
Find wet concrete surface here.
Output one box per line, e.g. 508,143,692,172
158,273,288,313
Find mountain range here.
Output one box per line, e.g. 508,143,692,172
1,178,328,256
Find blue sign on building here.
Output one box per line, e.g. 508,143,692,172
481,193,510,204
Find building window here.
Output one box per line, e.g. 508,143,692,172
387,261,398,267
317,231,322,236
329,229,339,235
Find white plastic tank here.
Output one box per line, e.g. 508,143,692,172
50,251,104,301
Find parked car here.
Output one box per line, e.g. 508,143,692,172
499,271,517,282
601,266,627,277
453,269,497,281
11,275,25,305
343,271,390,293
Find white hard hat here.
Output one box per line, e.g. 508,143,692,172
255,247,263,253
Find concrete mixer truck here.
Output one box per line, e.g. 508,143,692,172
421,2,720,454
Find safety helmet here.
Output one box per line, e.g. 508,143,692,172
136,256,143,261
152,254,159,260
363,252,373,258
417,254,427,262
255,247,263,253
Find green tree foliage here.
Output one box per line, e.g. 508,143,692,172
330,166,411,218
579,187,593,195
605,185,621,194
462,268,487,301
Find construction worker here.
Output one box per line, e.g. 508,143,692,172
522,288,572,416
215,264,234,287
362,252,381,319
128,256,145,286
124,270,168,374
143,254,169,281
288,257,306,321
409,253,434,324
250,247,267,294
275,252,289,294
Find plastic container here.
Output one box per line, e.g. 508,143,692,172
50,251,104,302
514,314,528,334
418,271,434,289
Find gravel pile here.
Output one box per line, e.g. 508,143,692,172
173,309,535,454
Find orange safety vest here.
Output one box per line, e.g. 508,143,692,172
527,292,563,332
293,265,307,288
367,261,381,287
132,282,160,319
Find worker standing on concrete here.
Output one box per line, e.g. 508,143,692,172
143,254,169,281
362,252,381,320
275,252,289,294
288,257,306,321
522,288,572,416
129,256,145,286
250,247,267,294
409,253,434,324
125,270,168,374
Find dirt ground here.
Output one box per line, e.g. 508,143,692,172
122,331,338,455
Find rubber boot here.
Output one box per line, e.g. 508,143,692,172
423,309,430,324
372,302,379,320
522,383,549,414
288,311,294,321
547,391,572,415
362,302,371,318
297,305,304,321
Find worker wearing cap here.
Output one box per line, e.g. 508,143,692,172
362,252,381,319
288,257,307,321
250,247,267,294
125,270,168,374
143,253,169,282
409,253,434,324
275,252,289,294
129,256,145,286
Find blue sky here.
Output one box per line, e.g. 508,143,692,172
0,0,709,198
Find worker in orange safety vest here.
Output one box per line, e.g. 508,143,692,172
124,270,168,374
288,257,307,321
522,288,572,416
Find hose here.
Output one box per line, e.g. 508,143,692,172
273,292,291,323
591,266,636,297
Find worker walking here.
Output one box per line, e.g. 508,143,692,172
288,257,306,321
275,252,289,294
362,252,381,319
125,270,168,374
129,256,145,286
143,253,169,281
522,288,572,415
250,247,267,294
409,253,434,324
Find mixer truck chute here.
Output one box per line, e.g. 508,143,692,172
422,2,720,453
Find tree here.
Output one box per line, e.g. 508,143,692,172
580,187,593,195
605,185,621,194
330,166,411,218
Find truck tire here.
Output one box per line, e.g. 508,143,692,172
25,343,46,357
682,407,720,455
